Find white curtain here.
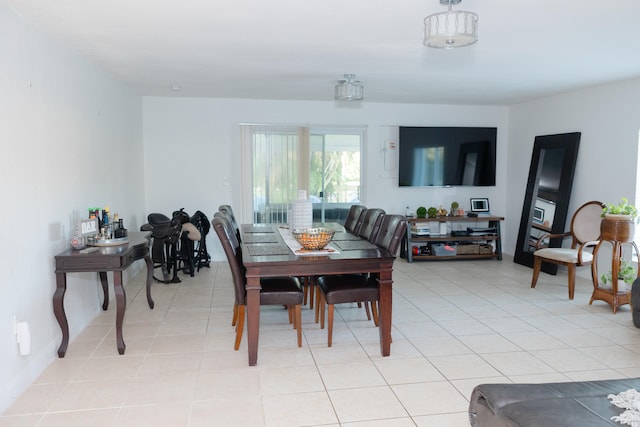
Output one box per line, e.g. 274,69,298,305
240,124,310,224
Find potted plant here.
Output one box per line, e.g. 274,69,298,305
416,206,427,219
601,197,638,243
450,201,459,216
427,207,438,219
602,197,639,222
601,258,637,287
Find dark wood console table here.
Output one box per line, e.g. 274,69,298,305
53,232,154,357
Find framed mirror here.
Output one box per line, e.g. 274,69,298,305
513,132,581,273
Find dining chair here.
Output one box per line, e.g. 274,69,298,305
315,214,407,347
344,205,367,234
530,200,605,300
218,204,241,243
357,208,385,242
212,215,304,349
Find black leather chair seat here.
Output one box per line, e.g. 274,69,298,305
316,275,378,304
259,277,304,305
469,378,640,426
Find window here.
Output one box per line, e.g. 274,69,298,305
240,124,363,224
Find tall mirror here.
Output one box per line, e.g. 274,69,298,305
513,132,581,273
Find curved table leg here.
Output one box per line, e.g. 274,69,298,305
144,254,155,309
53,272,69,358
99,271,109,310
114,271,127,355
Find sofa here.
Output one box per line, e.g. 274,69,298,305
469,377,640,426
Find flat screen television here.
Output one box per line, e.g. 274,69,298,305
398,126,497,187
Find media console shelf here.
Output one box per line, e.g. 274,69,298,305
405,216,504,262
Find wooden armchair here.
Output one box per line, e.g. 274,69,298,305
530,201,605,299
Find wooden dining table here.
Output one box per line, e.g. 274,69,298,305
240,223,397,366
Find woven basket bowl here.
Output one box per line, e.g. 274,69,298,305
292,227,335,250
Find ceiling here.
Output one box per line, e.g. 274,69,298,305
5,0,640,105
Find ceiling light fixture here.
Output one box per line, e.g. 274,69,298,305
424,0,478,49
334,74,364,101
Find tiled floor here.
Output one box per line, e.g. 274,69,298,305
3,256,640,426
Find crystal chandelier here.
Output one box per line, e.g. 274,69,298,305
424,0,478,49
334,74,364,101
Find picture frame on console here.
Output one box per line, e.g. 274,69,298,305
470,198,490,213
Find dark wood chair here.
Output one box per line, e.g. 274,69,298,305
344,205,367,234
357,208,385,242
315,214,407,347
212,215,304,350
531,201,605,300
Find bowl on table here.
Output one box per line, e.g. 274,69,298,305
292,227,335,250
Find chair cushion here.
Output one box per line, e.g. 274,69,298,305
259,277,303,305
317,274,379,305
534,247,593,264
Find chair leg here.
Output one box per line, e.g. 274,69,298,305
531,256,542,288
371,301,379,326
567,264,576,300
327,303,334,347
234,304,245,350
315,285,322,324
295,304,302,347
288,305,294,324
364,301,372,321
232,303,238,326
320,294,326,329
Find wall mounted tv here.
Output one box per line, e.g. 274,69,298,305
398,126,497,187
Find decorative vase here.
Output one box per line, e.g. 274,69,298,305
290,190,313,232
601,214,635,243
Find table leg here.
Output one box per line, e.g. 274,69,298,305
114,271,127,355
53,272,69,358
99,272,109,310
246,275,261,366
144,254,155,309
378,267,393,357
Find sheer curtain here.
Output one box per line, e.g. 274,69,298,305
240,124,309,224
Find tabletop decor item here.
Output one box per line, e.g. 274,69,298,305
290,190,313,232
292,227,335,250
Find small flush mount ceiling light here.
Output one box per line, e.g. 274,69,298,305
334,74,364,101
424,0,478,49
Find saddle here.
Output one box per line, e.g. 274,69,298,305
146,212,183,283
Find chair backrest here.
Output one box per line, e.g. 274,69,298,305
218,204,241,242
212,215,246,306
358,208,385,242
344,205,366,233
375,215,408,255
570,201,605,246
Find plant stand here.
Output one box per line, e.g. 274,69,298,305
590,216,640,313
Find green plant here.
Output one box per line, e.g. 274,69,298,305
427,207,438,218
601,258,637,285
416,206,427,218
602,197,639,223
450,201,459,210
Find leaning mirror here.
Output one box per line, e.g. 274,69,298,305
513,132,581,274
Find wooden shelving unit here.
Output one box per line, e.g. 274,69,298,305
404,215,504,262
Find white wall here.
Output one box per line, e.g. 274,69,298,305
142,98,510,261
0,5,144,412
506,78,640,258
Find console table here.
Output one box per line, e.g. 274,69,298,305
53,232,154,357
404,215,504,262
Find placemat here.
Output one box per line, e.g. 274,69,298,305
242,234,280,243
334,240,377,251
246,244,291,256
331,232,362,241
242,224,276,233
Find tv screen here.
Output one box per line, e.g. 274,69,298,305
398,126,497,187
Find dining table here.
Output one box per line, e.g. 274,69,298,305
240,223,397,366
